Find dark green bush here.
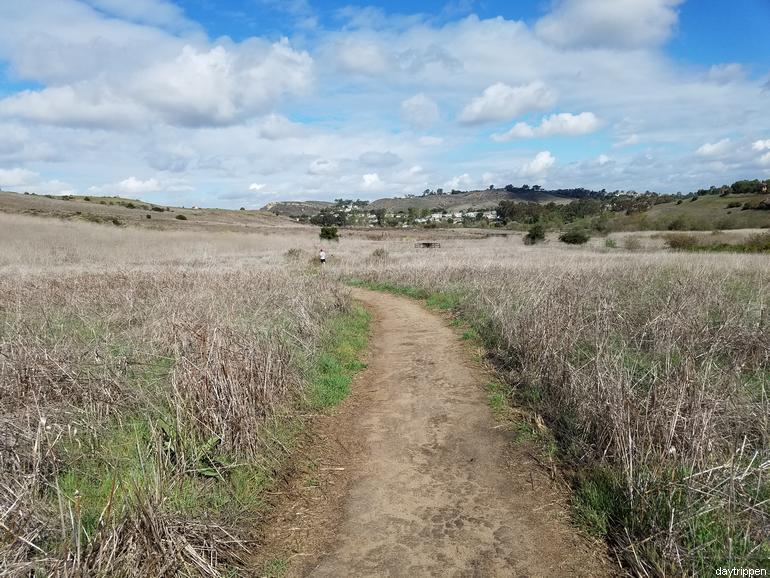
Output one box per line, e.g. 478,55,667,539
524,223,545,245
663,234,700,250
319,226,339,241
559,229,590,245
175,214,188,221
667,216,688,231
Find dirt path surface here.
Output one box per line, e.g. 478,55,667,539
260,288,609,578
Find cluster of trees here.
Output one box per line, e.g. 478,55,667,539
333,198,369,207
693,179,770,197
496,198,605,225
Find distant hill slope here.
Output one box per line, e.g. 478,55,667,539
262,200,334,216
0,191,299,232
263,187,578,216
368,188,574,212
609,193,770,231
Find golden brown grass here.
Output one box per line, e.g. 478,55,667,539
2,213,768,575
333,240,770,575
0,216,346,576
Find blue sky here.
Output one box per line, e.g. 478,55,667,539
0,0,769,207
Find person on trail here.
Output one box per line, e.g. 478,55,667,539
319,248,326,265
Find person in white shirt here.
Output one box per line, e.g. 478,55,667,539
319,248,326,264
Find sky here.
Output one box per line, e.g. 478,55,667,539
0,0,769,208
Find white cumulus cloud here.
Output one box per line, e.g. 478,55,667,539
249,183,266,191
492,112,600,141
362,172,385,190
519,151,555,178
752,139,770,152
459,82,556,125
88,176,192,195
536,0,684,49
696,138,731,157
401,93,440,129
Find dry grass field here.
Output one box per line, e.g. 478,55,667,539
1,213,768,576
0,215,365,576
0,191,296,233
334,240,770,575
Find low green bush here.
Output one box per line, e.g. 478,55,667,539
319,226,339,241
524,223,545,245
559,229,590,245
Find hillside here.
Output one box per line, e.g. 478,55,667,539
0,191,298,232
367,188,574,212
262,187,577,216
609,193,770,231
262,200,334,216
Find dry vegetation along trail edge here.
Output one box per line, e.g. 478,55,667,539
260,288,609,578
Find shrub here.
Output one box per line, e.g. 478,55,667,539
604,238,618,249
124,202,136,209
744,232,770,252
83,196,91,202
111,218,121,226
146,214,151,219
667,216,688,231
623,236,642,251
559,229,590,245
726,201,742,209
240,207,246,211
371,248,388,259
524,223,545,245
284,248,303,261
663,233,699,250
319,226,339,241
151,206,164,212
175,214,188,221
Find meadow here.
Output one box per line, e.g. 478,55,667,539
1,213,768,576
337,239,770,576
0,215,367,576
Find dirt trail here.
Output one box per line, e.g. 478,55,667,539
262,288,609,578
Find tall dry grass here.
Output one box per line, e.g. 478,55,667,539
0,215,345,576
334,240,770,575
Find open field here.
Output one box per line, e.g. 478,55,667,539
0,215,367,576
334,241,770,575
1,213,768,576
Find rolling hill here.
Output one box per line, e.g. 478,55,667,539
0,191,298,232
608,193,770,231
262,187,579,216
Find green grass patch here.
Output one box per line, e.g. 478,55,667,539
309,304,370,408
485,381,507,411
348,279,430,300
50,303,370,561
461,328,478,341
348,280,464,313
261,558,288,578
